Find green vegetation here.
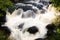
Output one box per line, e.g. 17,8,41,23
52,0,60,39
52,0,60,11
54,16,60,40
51,0,60,39
0,0,13,16
0,0,13,12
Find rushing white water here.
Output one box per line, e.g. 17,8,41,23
2,0,58,40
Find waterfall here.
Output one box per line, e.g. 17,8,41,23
3,0,58,40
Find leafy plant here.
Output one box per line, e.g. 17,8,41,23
0,0,13,12
52,0,60,11
0,0,13,16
